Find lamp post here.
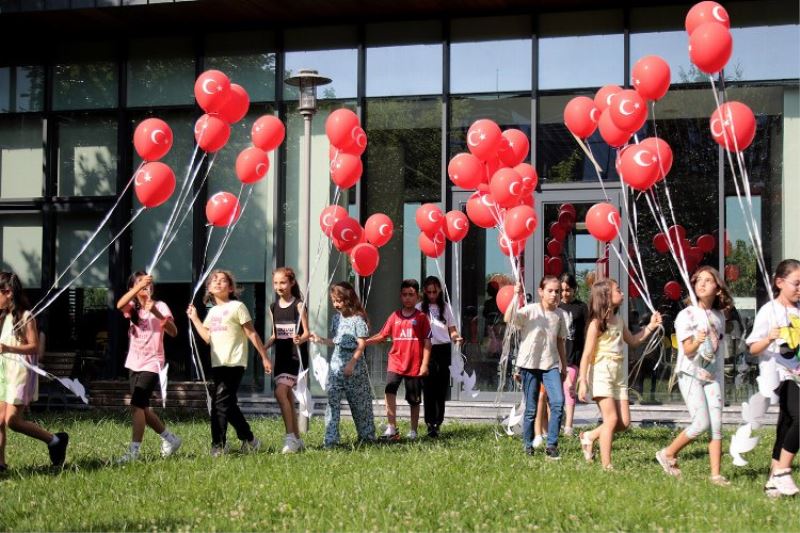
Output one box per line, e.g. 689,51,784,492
284,69,331,434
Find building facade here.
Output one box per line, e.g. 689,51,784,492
0,0,797,404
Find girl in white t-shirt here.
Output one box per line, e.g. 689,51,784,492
116,271,181,463
746,259,800,497
188,270,272,457
656,267,732,486
418,276,462,438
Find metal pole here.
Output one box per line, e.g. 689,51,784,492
298,112,312,434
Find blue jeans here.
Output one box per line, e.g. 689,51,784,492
521,367,564,449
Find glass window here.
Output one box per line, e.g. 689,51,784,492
57,114,118,196
127,37,195,107
366,21,442,97
205,108,276,282
285,26,357,100
630,5,697,85
538,10,624,90
0,115,43,198
450,16,532,94
0,65,45,112
131,111,195,282
728,26,799,81
53,41,118,110
0,214,42,288
56,214,110,288
204,32,277,102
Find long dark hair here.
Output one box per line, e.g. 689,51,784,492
686,266,733,312
126,271,151,327
588,278,618,333
330,281,368,324
421,276,446,321
0,271,31,343
203,270,241,306
273,266,303,301
773,259,800,298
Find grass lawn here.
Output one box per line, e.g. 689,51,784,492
0,411,797,532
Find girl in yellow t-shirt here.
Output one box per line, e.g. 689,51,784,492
188,270,272,457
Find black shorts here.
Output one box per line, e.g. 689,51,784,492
384,372,423,405
129,370,159,409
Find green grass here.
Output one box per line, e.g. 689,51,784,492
1,411,798,532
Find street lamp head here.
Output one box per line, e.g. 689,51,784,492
284,69,332,115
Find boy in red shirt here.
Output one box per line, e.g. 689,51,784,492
366,279,432,440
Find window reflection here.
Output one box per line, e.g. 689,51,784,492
127,38,195,107
366,44,442,97
53,42,117,110
0,116,43,198
0,214,42,288
0,66,44,113
451,39,531,94
539,34,624,90
285,49,357,100
205,32,277,102
57,115,118,196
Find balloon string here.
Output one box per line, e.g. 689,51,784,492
187,323,212,414
0,352,88,403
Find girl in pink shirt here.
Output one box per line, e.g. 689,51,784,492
115,271,181,463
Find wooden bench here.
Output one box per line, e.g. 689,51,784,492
35,350,79,410
89,380,210,410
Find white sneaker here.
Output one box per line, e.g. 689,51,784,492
771,469,800,496
116,448,140,464
765,477,781,498
241,438,261,454
160,435,182,458
408,430,418,440
532,435,544,449
281,435,300,454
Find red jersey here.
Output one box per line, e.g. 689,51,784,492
380,309,431,376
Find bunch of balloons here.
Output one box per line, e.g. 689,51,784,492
414,203,470,259
193,70,252,153
448,119,537,261
326,108,367,190
543,204,576,276
318,205,393,277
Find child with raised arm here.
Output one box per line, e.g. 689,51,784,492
578,278,662,470
116,271,182,463
504,276,567,459
187,270,272,456
656,266,732,485
746,259,800,497
310,281,375,447
366,279,431,441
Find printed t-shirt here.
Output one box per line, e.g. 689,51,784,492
203,300,252,368
124,301,172,373
380,309,431,376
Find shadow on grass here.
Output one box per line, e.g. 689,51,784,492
2,457,110,480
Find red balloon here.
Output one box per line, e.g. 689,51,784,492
326,108,360,150
133,118,173,161
340,126,368,156
594,85,623,113
664,280,682,301
466,191,499,229
497,129,530,167
443,210,470,242
194,70,231,114
466,119,502,161
585,203,621,242
235,147,269,184
331,217,362,252
330,153,363,189
548,256,564,276
598,108,632,148
134,162,176,209
319,205,348,237
251,115,286,152
559,203,576,217
564,96,600,139
490,168,524,209
639,137,673,181
514,163,539,194
724,264,740,282
547,239,563,257
217,83,249,124
685,1,730,35
710,102,756,152
689,22,733,74
194,114,231,153
548,222,566,242
632,55,671,102
419,231,446,258
618,145,660,191
668,224,687,244
416,203,445,237
483,156,501,184
688,246,704,263
696,234,716,253
629,280,641,299
558,210,575,228
498,233,525,257
350,243,380,276
448,153,484,190
495,284,519,314
364,213,393,247
205,191,242,227
504,205,537,241
518,191,535,208
653,233,670,254
609,89,648,133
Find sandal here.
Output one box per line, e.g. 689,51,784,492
710,475,731,487
579,431,594,462
656,448,682,478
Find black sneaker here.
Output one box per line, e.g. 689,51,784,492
427,425,439,438
48,432,69,467
545,445,561,460
524,447,534,456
